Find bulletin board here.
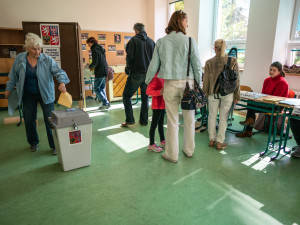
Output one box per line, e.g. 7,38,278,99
81,30,135,66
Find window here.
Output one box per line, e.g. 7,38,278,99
168,0,184,19
216,0,250,66
287,0,300,66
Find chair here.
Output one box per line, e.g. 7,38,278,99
240,85,252,92
288,89,295,98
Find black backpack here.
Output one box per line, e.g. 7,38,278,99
213,57,237,98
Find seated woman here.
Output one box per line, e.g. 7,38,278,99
236,61,289,137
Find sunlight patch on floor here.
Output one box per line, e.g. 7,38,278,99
107,130,148,153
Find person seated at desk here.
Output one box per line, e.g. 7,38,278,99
236,61,289,137
290,118,300,158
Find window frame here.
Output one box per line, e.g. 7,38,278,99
290,0,300,41
214,0,250,68
168,0,184,20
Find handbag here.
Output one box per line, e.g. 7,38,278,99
181,37,207,110
107,65,114,81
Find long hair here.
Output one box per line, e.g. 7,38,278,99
86,37,98,44
165,10,187,35
214,39,226,57
271,61,285,77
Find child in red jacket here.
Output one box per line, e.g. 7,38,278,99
146,74,165,152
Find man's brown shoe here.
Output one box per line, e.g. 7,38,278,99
235,130,253,138
216,142,227,150
209,140,216,147
239,118,255,126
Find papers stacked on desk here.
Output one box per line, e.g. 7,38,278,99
293,106,300,115
279,98,300,106
240,91,268,99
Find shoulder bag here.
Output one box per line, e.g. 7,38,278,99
181,37,207,110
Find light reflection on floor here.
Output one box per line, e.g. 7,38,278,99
107,130,149,153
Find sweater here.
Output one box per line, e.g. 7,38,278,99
203,55,240,100
261,75,289,97
145,31,202,85
146,74,165,110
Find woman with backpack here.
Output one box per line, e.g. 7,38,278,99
203,39,240,150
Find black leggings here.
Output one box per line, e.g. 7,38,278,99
149,109,165,145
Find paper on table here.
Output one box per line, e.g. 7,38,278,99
8,89,19,116
58,92,72,108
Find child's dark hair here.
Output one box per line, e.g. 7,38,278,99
86,37,98,44
271,61,285,77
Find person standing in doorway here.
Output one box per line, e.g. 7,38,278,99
122,23,155,127
86,37,110,110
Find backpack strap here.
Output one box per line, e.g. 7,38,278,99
227,56,232,68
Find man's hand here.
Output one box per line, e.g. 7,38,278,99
58,83,67,93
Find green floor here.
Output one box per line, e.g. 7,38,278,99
0,99,299,225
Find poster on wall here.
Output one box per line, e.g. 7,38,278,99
124,36,132,48
43,47,61,66
40,24,60,46
98,34,106,41
81,33,89,40
108,45,116,52
82,44,86,50
114,34,121,44
116,50,124,56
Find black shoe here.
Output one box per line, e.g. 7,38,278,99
51,148,57,155
139,120,148,126
30,145,38,152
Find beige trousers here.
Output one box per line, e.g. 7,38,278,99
208,93,233,143
163,79,195,161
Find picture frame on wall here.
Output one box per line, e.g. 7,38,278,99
116,50,124,56
124,36,132,48
108,45,116,52
98,34,106,41
82,44,86,51
81,33,88,40
114,34,121,44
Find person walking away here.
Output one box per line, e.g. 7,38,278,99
86,37,110,110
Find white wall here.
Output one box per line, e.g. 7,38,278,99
0,0,150,33
154,0,168,41
242,0,281,92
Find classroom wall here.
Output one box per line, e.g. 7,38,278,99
0,0,158,37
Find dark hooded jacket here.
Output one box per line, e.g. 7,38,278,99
125,31,155,76
89,43,108,77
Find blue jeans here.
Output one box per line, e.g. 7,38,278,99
94,77,109,105
22,92,55,148
122,74,149,124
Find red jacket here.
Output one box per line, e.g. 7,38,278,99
146,75,165,109
262,75,289,97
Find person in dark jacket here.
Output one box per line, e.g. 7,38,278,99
86,37,110,110
122,23,155,127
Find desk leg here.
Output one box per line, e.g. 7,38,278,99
282,114,292,154
260,105,275,157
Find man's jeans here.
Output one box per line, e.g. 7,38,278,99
22,92,55,148
123,74,149,124
94,77,109,105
